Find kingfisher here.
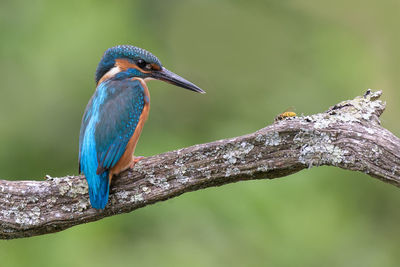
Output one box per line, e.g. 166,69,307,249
79,45,204,209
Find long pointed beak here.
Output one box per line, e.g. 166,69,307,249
152,67,205,94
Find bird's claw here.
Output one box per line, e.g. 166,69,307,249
130,156,145,169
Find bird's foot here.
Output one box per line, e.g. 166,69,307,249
130,156,145,169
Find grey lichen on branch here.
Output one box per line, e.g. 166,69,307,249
1,89,399,240
291,89,386,168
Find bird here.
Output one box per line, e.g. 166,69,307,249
79,45,204,209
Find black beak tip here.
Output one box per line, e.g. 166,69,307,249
196,87,206,94
155,67,206,94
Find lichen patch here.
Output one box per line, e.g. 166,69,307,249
295,130,349,168
264,132,281,146
222,141,254,166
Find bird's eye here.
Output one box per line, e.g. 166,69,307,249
137,59,147,69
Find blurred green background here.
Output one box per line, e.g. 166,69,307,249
1,0,400,266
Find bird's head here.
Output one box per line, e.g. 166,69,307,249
95,45,204,93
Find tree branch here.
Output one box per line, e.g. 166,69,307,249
1,90,399,239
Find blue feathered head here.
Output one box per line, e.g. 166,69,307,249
94,45,204,93
95,45,162,84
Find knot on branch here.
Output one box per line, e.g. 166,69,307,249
290,89,385,130
326,89,385,125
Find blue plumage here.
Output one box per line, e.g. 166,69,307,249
95,45,162,84
79,79,145,209
79,45,203,210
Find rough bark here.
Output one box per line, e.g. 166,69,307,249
0,90,399,240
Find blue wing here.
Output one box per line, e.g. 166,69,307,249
94,79,145,174
79,79,145,209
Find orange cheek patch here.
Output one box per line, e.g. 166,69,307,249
115,58,137,71
98,59,154,85
115,58,152,74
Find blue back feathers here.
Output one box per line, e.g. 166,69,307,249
95,45,163,84
79,79,146,209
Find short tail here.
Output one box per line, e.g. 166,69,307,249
88,171,110,210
